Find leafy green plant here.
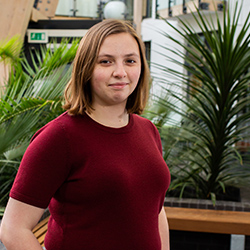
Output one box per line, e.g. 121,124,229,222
0,207,4,217
144,91,181,163
0,35,22,79
153,1,250,202
0,38,79,210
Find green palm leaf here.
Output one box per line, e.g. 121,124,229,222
0,38,79,209
153,2,250,201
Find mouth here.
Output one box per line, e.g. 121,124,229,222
108,82,128,89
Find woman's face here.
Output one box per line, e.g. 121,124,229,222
90,32,141,109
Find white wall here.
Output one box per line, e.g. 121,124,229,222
141,18,185,125
141,18,185,96
229,0,250,39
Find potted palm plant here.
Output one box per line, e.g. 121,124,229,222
147,1,250,204
0,37,79,216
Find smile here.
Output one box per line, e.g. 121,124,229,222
108,83,128,89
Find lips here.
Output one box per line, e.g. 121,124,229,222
108,82,128,89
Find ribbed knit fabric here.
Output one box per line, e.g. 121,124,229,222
10,112,170,250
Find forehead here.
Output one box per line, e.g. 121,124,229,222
98,33,140,55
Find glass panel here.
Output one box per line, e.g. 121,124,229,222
55,0,133,20
158,0,190,10
175,0,183,5
124,0,133,20
77,0,99,17
157,0,168,10
157,0,196,9
56,0,99,17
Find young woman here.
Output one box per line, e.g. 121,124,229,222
0,19,170,250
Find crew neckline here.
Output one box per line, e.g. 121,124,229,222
82,112,134,134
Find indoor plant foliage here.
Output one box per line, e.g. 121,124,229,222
0,38,79,213
153,1,250,202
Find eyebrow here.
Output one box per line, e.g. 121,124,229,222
97,53,140,58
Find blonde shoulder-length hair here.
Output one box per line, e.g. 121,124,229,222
63,19,150,115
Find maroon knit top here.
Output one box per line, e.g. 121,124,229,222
10,112,170,250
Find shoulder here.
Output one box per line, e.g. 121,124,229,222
132,114,158,132
132,113,152,124
30,112,73,143
132,114,162,151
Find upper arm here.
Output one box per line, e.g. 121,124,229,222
0,198,45,236
10,119,70,209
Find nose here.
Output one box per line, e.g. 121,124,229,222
113,62,127,78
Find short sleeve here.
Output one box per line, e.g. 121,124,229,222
10,119,71,208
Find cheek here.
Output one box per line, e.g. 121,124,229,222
92,69,103,83
131,68,141,83
134,71,141,84
91,69,106,88
130,70,141,93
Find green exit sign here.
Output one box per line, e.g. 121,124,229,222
31,32,46,41
28,30,48,43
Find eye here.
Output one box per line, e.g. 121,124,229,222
100,60,112,64
126,59,136,64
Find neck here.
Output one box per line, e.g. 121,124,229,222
87,104,129,128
